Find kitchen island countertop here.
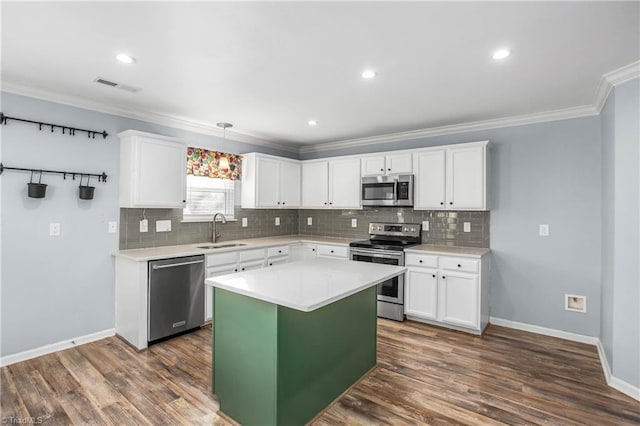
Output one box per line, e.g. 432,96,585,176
205,257,406,312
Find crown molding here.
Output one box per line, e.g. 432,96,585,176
593,60,640,113
1,82,299,154
299,104,597,154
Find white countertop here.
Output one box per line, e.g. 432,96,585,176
113,235,353,261
205,258,406,312
404,244,490,257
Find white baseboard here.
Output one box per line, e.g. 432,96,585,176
0,328,116,367
489,317,599,345
490,317,640,402
596,340,640,401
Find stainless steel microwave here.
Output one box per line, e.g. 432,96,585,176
361,175,414,207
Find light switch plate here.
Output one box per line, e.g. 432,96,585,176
49,223,61,236
275,217,280,226
463,222,471,232
539,224,549,236
422,220,429,231
351,218,357,228
108,221,118,233
140,219,148,233
156,220,172,232
242,218,248,227
307,217,313,226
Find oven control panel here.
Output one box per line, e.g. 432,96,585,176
368,222,421,238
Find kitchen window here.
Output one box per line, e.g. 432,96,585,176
183,175,235,222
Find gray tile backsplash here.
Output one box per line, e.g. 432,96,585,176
119,207,489,249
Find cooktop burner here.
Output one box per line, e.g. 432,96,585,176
348,222,422,251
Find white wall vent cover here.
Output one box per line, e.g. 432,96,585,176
93,77,140,93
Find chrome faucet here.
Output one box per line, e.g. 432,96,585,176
212,213,227,243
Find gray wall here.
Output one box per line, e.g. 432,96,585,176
600,89,615,367
600,79,640,388
302,117,603,337
0,92,295,357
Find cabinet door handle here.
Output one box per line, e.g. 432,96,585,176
234,269,238,272
269,263,272,266
324,202,328,205
432,274,436,278
277,201,281,205
312,248,315,252
329,202,333,205
282,202,285,205
419,260,423,263
387,168,391,171
380,168,384,172
440,202,444,205
278,250,282,254
442,276,446,279
242,267,245,271
457,264,461,268
330,250,334,253
449,202,453,205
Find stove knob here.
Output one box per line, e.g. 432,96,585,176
411,227,416,232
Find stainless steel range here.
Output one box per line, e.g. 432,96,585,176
349,222,421,321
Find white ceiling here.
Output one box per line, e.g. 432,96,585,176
2,2,639,150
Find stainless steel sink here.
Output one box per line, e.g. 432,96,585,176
197,243,248,249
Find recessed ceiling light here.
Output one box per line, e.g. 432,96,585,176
308,120,318,126
492,49,510,60
361,70,376,79
116,53,136,64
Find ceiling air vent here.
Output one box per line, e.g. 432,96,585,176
93,77,140,93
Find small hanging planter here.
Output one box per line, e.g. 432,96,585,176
27,170,47,198
78,175,95,200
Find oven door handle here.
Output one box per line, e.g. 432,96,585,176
350,249,404,259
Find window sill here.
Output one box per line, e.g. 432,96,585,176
181,217,237,223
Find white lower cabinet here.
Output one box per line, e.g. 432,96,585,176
266,245,289,267
405,252,490,334
289,243,318,261
316,244,349,260
205,249,266,321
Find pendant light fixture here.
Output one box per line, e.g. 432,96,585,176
216,122,233,171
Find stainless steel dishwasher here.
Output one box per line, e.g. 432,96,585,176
148,255,205,343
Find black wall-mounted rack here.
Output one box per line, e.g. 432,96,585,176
0,112,109,139
0,163,108,182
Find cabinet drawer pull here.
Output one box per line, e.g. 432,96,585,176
457,264,461,268
312,248,316,252
419,260,423,263
269,263,272,266
449,202,453,205
278,250,282,254
440,202,444,205
330,250,334,253
324,202,327,205
277,201,281,205
380,168,384,172
387,168,391,171
442,276,446,279
234,269,238,272
282,202,285,205
241,267,245,271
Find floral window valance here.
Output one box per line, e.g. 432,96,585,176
186,147,242,180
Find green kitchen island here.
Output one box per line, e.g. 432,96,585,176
205,258,406,425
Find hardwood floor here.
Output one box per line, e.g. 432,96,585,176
2,320,638,425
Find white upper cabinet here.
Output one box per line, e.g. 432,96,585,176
361,153,412,176
241,153,300,209
414,141,488,210
328,158,361,208
118,130,187,208
301,158,360,209
301,161,329,208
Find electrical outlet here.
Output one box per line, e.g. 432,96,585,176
565,294,586,313
539,224,549,236
351,218,357,228
422,220,429,231
275,217,280,226
156,220,172,232
108,221,118,233
139,219,148,233
463,222,471,232
49,223,60,236
242,217,248,227
307,217,313,226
